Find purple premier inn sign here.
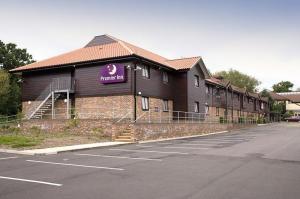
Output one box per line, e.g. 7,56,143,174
99,63,126,84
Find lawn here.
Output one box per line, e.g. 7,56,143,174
0,135,41,148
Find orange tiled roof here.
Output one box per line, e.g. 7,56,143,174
277,92,300,103
11,34,201,72
166,57,201,70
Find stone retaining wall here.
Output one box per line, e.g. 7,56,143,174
20,119,256,142
132,123,255,141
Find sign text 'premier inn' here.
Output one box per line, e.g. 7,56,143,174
99,64,126,84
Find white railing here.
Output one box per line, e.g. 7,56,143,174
31,107,267,125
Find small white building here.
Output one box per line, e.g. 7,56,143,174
278,92,300,116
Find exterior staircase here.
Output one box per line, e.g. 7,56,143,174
115,127,134,142
31,93,61,119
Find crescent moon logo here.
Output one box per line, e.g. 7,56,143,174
108,64,117,75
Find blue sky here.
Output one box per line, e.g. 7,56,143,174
0,0,299,90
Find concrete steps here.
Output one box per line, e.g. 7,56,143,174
115,128,134,142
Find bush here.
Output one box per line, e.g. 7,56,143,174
219,117,228,124
65,118,79,130
29,126,42,137
238,117,245,124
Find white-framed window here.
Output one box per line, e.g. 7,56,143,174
162,71,168,83
216,107,220,116
205,105,209,114
142,97,149,111
261,102,264,110
162,99,169,112
194,75,199,87
142,66,150,79
205,86,209,94
194,101,199,113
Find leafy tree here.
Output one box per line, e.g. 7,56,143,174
0,40,35,116
272,81,294,93
0,40,34,71
214,69,261,92
0,71,10,114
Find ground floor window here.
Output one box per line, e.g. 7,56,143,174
216,107,220,116
194,101,199,113
205,105,209,114
142,97,149,111
162,99,169,112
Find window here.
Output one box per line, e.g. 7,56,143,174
142,97,149,111
205,86,209,94
142,66,150,78
216,107,220,116
261,102,264,110
162,71,168,83
162,100,169,112
205,105,209,114
194,101,199,113
194,75,199,87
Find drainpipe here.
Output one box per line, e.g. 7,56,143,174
225,87,228,121
133,62,137,122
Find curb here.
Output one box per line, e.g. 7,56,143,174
0,142,133,156
138,130,229,144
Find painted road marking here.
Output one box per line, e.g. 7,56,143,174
0,176,62,187
75,153,162,161
178,143,218,146
136,145,154,148
26,160,124,171
164,146,210,150
0,156,18,160
109,149,189,155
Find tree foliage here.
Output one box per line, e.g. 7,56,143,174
214,69,261,92
0,40,34,71
272,81,294,93
0,40,35,116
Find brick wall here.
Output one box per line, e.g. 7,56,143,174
132,123,256,141
136,96,173,122
75,95,134,120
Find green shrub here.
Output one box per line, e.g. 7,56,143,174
65,118,79,130
219,117,228,124
29,126,42,137
238,117,245,124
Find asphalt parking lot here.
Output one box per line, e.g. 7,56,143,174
1,123,300,199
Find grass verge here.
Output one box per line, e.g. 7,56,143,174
0,135,41,148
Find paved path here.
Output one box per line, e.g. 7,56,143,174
0,123,300,199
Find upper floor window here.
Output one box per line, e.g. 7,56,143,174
205,86,209,95
142,66,150,79
142,97,149,111
162,99,169,112
162,71,168,83
194,101,199,113
194,75,199,87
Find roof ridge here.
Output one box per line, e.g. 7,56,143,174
167,56,201,61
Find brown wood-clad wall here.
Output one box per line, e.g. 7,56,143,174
74,62,133,97
22,69,72,101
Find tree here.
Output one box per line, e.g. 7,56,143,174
0,40,35,116
272,81,294,93
214,69,261,92
0,71,10,115
0,40,35,71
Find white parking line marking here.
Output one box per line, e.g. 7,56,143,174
26,160,124,171
0,156,18,160
136,145,154,148
75,153,162,161
178,143,217,146
109,149,189,155
0,176,62,187
164,146,210,150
